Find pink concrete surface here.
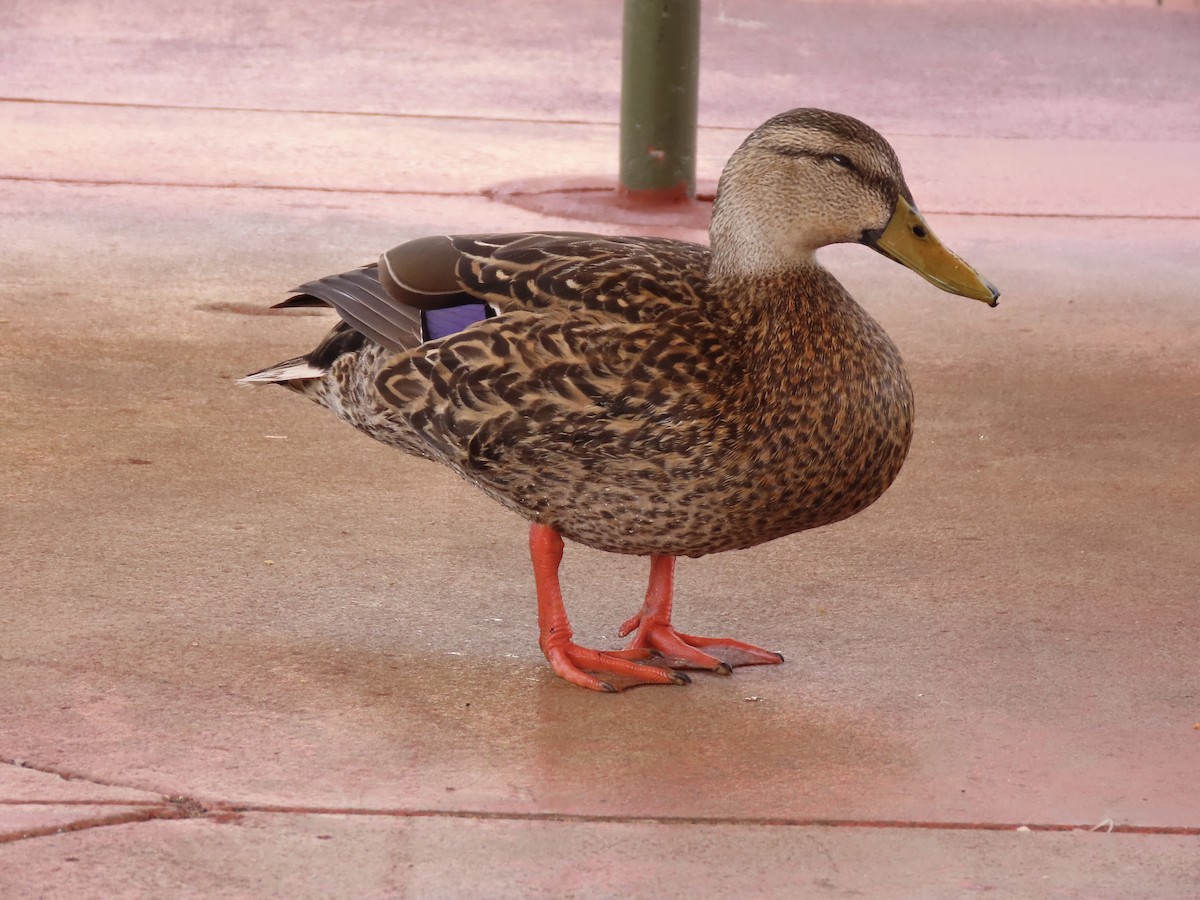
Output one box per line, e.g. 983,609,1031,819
5,103,1197,219
0,766,178,846
5,815,1200,899
2,0,1199,896
0,765,165,805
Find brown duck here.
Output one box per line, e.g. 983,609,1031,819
243,108,999,692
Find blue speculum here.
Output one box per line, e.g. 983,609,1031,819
422,303,492,341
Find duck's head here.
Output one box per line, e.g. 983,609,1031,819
710,108,999,306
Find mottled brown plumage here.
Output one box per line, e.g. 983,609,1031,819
242,109,998,691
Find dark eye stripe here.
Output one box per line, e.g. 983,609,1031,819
772,146,858,173
771,146,817,160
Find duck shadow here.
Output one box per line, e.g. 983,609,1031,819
200,632,916,819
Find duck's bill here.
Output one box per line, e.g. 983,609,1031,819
865,197,1000,306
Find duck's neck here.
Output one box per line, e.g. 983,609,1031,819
705,195,850,335
709,196,827,286
705,195,902,384
705,261,861,351
703,259,907,428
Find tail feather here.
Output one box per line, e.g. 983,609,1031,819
239,357,326,385
241,321,368,386
242,261,470,387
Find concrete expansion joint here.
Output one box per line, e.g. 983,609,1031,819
175,805,1200,837
6,752,1198,838
0,758,226,844
2,754,156,799
0,94,623,130
3,173,1198,224
0,174,480,199
0,806,186,845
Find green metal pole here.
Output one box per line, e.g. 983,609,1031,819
618,0,700,203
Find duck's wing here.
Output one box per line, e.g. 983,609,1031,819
376,302,727,484
379,232,711,324
372,234,728,486
275,263,425,353
269,233,709,356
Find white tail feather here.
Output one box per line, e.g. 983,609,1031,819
238,360,327,385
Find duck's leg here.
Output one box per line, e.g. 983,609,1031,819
619,555,785,673
530,524,689,692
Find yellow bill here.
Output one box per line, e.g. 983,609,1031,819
868,197,1000,306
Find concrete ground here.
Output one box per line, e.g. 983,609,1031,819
2,0,1198,896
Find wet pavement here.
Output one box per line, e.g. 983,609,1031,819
2,1,1198,896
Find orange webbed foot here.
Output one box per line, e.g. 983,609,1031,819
529,526,781,692
543,641,691,693
618,554,785,675
531,523,691,693
618,613,785,673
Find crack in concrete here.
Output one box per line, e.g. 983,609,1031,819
4,757,1195,838
0,800,166,808
5,96,1198,144
3,174,1196,222
0,95,623,130
1,756,173,805
0,805,186,845
7,797,1196,843
213,805,1200,836
0,758,214,844
0,174,475,198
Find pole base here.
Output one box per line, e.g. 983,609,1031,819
616,180,693,207
486,176,715,231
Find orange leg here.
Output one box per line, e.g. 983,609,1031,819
530,523,689,692
618,555,785,673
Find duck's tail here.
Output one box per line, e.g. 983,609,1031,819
238,320,370,387
239,263,412,386
238,358,326,384
240,260,494,387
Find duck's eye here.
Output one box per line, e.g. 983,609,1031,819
828,154,855,171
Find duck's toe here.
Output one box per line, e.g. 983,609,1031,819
619,615,784,673
543,642,692,693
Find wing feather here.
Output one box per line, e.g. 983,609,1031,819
287,264,423,352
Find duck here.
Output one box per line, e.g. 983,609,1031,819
242,108,999,693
